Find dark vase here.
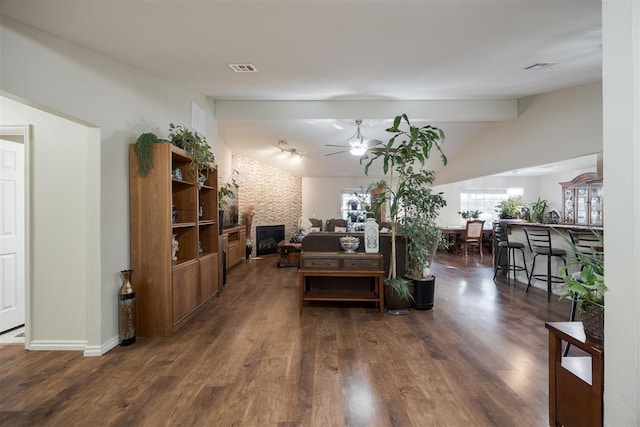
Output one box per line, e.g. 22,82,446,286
118,269,136,346
581,303,604,342
385,280,412,315
411,276,436,310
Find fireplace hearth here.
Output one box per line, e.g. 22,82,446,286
256,225,285,256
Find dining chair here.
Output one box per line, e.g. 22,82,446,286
462,219,485,257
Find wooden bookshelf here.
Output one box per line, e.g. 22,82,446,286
129,143,220,336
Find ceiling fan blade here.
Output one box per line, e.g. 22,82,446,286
324,150,350,157
365,139,384,147
324,144,348,148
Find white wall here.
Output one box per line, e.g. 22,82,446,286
0,93,100,349
0,18,226,353
302,176,383,221
602,1,640,424
435,82,603,185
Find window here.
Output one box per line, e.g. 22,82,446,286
341,189,370,230
459,187,523,224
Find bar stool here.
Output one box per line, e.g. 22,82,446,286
493,222,528,286
524,226,567,301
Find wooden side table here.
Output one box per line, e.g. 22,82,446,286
545,321,604,427
277,240,302,268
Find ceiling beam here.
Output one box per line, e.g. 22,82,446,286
213,99,518,122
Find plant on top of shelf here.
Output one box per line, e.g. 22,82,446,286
134,132,164,176
168,123,215,177
362,114,447,306
218,170,240,210
457,210,481,220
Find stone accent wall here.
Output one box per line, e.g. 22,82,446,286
231,154,302,256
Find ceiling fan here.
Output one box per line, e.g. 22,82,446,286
324,119,384,158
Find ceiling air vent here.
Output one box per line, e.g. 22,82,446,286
228,64,258,73
524,62,556,70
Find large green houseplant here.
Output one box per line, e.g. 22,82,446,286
363,114,447,310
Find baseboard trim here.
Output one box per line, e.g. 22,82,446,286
27,336,119,357
84,336,119,357
28,340,88,351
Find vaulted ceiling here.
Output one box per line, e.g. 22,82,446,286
1,0,602,177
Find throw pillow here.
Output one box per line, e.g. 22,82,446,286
334,226,347,232
309,227,320,232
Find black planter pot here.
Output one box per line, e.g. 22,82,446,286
218,209,224,235
411,276,436,310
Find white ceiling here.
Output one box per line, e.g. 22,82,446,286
1,0,602,177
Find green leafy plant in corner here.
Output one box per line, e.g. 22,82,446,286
134,132,161,176
362,114,448,303
168,123,215,177
218,170,240,209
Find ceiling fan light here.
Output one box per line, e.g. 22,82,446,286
350,146,367,156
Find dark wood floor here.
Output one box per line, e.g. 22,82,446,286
0,251,572,426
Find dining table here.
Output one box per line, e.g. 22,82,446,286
438,224,494,254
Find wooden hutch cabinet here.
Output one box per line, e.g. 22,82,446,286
560,173,603,226
129,143,220,336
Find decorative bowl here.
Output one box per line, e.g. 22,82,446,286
339,236,360,253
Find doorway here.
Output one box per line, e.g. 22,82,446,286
0,125,29,344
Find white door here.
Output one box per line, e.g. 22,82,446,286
0,138,25,333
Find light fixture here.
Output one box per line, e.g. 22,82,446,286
348,119,365,147
276,139,303,158
347,119,370,156
349,146,367,156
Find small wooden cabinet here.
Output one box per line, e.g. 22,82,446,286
129,143,219,336
545,321,603,427
560,173,603,226
222,225,246,270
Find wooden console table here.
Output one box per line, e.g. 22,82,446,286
299,252,385,316
545,321,604,427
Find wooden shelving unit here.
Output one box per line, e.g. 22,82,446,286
129,143,220,336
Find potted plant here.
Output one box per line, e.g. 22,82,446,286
133,132,163,176
457,210,481,220
528,198,548,223
363,114,448,313
168,123,215,180
559,230,606,341
495,196,526,219
218,170,239,234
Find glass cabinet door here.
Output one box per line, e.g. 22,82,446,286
589,183,603,226
576,186,589,225
563,188,575,223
